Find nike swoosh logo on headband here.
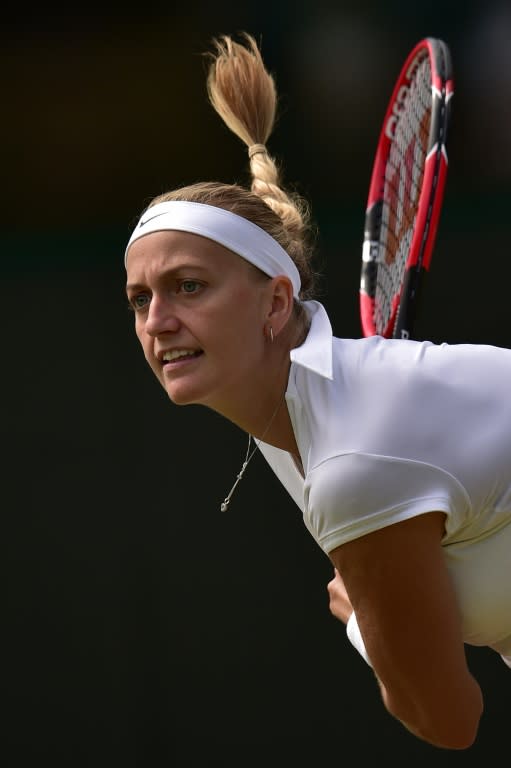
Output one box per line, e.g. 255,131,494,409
139,211,169,227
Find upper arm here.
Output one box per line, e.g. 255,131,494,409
329,511,483,749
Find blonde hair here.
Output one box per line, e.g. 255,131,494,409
148,33,319,309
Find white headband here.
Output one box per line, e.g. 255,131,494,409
124,200,301,299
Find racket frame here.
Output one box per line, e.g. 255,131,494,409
360,37,454,339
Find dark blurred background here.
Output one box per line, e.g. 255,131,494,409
3,2,510,766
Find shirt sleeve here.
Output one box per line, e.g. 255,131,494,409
303,452,470,554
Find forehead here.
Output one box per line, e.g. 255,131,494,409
125,229,255,282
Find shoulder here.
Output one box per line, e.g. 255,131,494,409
330,334,511,385
304,452,467,553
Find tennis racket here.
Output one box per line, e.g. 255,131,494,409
359,37,454,339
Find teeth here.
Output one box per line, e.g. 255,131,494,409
162,349,197,362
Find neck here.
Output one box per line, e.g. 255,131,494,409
210,324,303,454
217,321,305,514
224,364,297,453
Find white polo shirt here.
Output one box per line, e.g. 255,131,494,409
258,301,511,663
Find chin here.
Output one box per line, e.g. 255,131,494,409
164,384,207,407
165,389,195,406
165,381,226,411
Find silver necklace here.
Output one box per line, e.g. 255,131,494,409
220,393,286,512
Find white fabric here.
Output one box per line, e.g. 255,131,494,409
124,201,301,298
346,611,372,666
257,300,511,662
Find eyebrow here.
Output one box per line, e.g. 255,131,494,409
125,263,209,293
125,282,147,294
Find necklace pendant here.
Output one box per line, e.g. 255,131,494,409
219,391,286,513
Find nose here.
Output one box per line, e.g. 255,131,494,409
145,294,182,337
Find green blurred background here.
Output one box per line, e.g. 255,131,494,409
4,2,510,766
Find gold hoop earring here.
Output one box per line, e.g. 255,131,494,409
269,325,274,343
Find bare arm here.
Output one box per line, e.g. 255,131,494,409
328,511,483,749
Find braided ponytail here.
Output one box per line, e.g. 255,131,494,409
205,33,317,298
148,33,319,311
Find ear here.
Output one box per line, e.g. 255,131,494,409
264,276,295,336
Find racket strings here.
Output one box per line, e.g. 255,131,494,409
374,56,432,334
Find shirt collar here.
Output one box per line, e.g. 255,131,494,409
290,300,333,380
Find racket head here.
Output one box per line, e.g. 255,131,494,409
360,37,454,339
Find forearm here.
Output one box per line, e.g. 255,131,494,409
375,677,427,741
377,674,483,749
346,611,483,749
346,613,423,737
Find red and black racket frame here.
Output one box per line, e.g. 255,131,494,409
360,38,454,339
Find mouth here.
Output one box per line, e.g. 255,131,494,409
160,349,204,368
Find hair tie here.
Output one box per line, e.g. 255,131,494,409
248,143,267,159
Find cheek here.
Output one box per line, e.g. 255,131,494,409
223,314,264,361
135,325,154,363
221,291,264,336
135,330,146,354
141,343,163,382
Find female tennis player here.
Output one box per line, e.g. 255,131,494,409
124,33,510,750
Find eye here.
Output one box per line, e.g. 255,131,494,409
179,280,202,294
127,292,150,311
